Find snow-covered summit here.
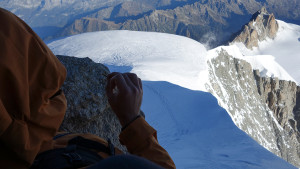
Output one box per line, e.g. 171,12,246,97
48,30,208,91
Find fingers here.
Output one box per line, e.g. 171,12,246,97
106,78,115,102
107,72,119,81
123,74,135,89
106,72,142,95
125,73,140,89
106,72,119,97
109,73,127,94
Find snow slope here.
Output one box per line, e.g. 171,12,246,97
48,30,296,168
48,31,208,91
208,45,295,82
234,20,300,84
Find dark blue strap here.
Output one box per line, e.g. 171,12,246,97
30,144,103,169
68,136,111,155
53,132,72,140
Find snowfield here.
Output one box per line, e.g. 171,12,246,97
48,31,208,91
48,29,297,168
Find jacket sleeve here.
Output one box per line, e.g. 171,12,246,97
119,117,176,169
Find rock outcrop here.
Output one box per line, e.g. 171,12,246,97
255,72,297,128
232,7,279,49
206,49,300,167
56,55,126,152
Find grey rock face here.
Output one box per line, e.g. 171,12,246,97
254,70,300,143
56,55,126,152
254,72,297,128
60,18,121,36
232,7,279,49
206,49,300,167
294,87,300,133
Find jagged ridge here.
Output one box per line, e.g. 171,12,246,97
207,49,300,167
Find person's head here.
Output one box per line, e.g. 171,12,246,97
0,7,67,128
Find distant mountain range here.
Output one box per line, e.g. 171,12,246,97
1,0,299,47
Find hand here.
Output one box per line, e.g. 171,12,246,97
106,72,143,127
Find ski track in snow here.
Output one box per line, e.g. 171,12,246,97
48,29,298,168
143,83,181,131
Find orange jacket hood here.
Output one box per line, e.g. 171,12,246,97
0,8,67,168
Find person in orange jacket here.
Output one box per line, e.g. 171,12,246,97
0,8,175,169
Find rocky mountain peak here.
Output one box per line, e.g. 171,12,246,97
232,7,279,49
257,6,268,15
